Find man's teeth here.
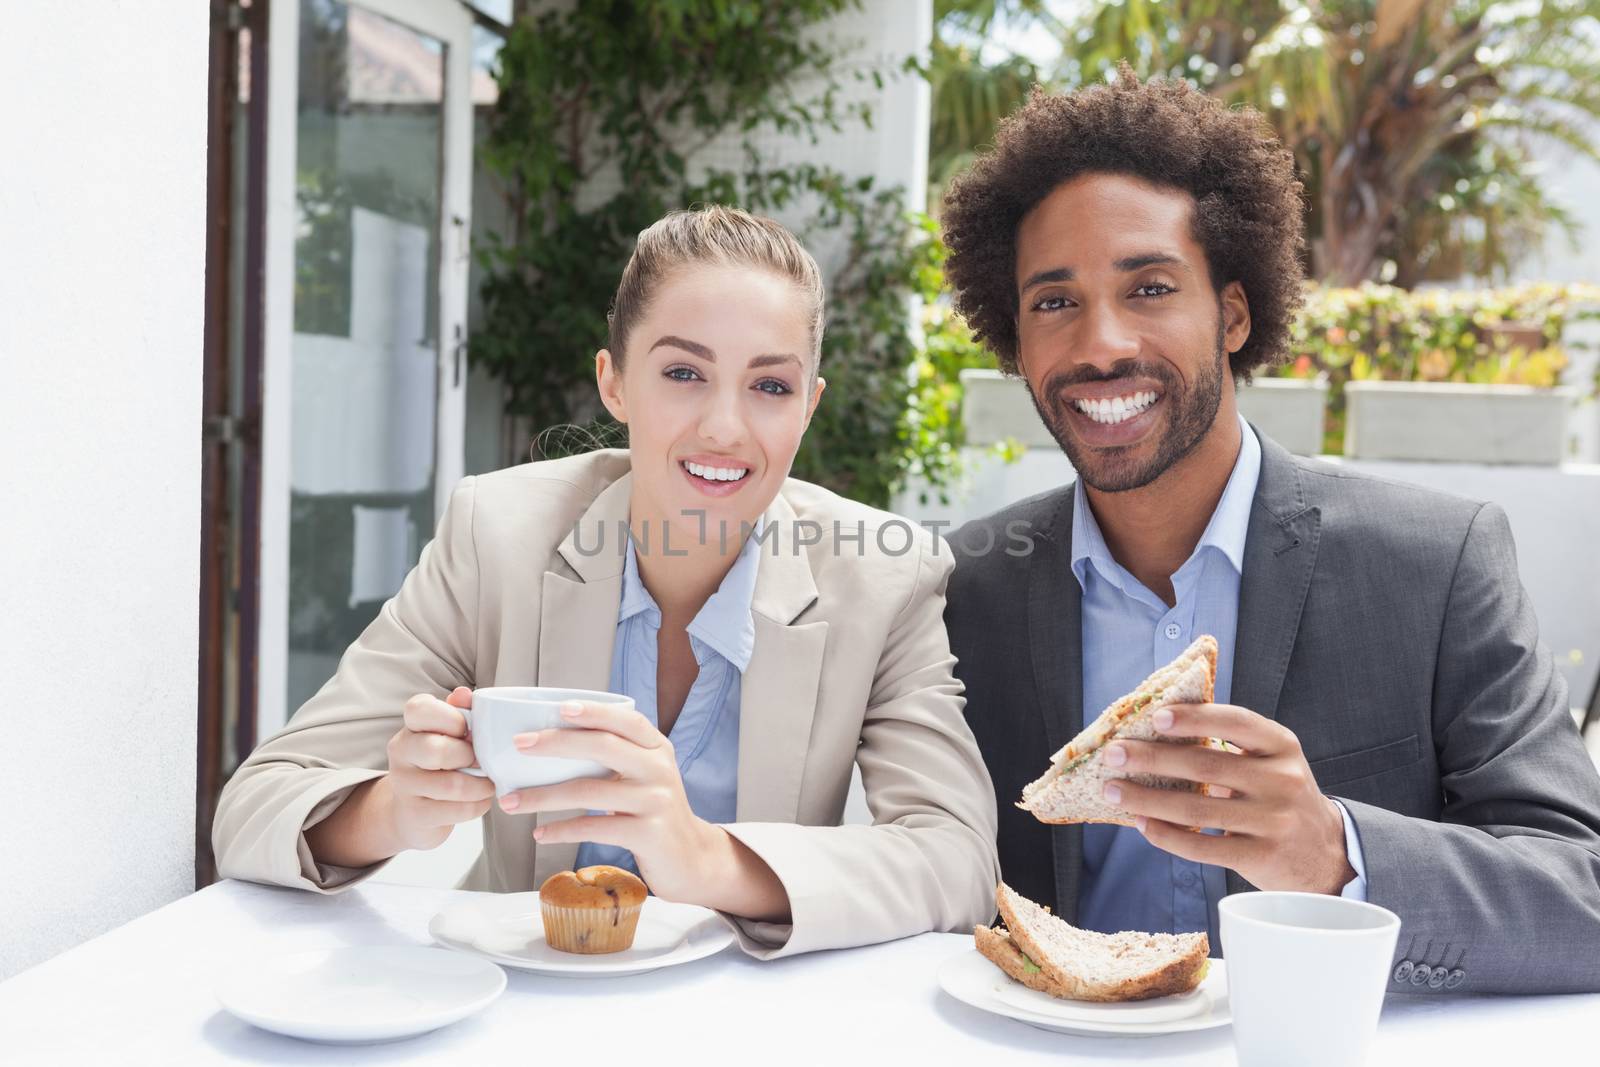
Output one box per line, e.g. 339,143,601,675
1073,391,1159,425
684,461,749,482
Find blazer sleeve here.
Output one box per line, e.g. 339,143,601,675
1338,502,1600,994
210,477,481,893
718,536,1002,959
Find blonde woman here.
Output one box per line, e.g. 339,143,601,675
213,206,999,959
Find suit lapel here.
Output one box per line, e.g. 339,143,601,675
1025,490,1086,923
1226,430,1322,894
736,494,827,824
1232,432,1321,724
527,474,631,887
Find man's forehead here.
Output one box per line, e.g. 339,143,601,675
1032,171,1195,215
1016,176,1199,274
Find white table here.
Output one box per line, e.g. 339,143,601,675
2,880,1595,1064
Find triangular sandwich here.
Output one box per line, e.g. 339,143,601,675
1018,634,1220,826
975,882,1210,1002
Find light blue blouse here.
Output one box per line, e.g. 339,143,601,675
573,522,762,877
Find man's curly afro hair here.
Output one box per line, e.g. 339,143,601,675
941,65,1306,380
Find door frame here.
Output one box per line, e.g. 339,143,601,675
199,0,270,888
257,0,474,736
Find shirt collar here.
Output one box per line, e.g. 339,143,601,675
1070,413,1262,590
1197,413,1261,575
618,517,763,672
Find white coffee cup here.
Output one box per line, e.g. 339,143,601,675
1220,891,1401,1067
459,686,635,796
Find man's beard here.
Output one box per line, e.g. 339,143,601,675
1026,319,1227,494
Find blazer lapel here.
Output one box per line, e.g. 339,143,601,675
527,473,631,887
736,493,827,825
1026,490,1087,923
539,470,631,689
1227,430,1322,894
1232,432,1321,723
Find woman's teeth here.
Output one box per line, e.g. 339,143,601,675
1073,391,1159,425
683,460,749,482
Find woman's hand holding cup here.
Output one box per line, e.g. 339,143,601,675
497,700,713,897
498,700,788,920
379,686,497,852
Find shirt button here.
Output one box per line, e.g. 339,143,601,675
1164,623,1182,640
1392,961,1414,983
1178,869,1198,888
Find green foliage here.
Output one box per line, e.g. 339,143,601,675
905,218,1008,502
473,0,972,507
1274,281,1600,452
1055,0,1600,285
926,0,1060,204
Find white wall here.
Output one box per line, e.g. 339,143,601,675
684,0,933,273
566,1,931,273
0,5,206,979
1509,141,1600,466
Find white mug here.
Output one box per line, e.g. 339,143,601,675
1220,891,1401,1067
459,686,635,796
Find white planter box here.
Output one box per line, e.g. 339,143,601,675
959,369,1058,449
1236,377,1328,456
962,368,1329,456
1344,381,1576,465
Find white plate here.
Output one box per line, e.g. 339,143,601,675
429,891,736,977
992,968,1212,1023
938,949,1232,1038
214,945,505,1045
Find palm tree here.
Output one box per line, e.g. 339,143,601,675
1059,0,1600,285
928,0,1064,205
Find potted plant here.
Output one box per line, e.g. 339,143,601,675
1343,346,1577,465
1236,372,1330,456
1282,282,1599,463
959,368,1057,450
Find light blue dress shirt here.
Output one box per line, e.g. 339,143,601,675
1071,416,1366,948
573,522,761,877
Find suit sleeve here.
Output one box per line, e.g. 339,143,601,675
718,536,1003,959
210,477,481,893
1338,502,1600,994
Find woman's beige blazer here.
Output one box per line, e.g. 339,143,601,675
212,449,999,959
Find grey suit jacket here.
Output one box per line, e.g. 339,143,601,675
945,427,1600,995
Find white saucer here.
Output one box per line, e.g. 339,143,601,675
938,950,1231,1038
429,891,736,977
214,945,505,1044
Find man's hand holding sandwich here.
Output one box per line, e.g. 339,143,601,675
1101,701,1357,895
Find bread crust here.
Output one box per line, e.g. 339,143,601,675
974,925,1074,998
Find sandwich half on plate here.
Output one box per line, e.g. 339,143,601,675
1018,634,1220,826
975,882,1209,1002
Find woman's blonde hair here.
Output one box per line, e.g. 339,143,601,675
606,205,825,373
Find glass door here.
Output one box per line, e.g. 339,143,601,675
258,0,472,732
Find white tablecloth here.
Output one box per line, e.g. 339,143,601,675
2,880,1595,1064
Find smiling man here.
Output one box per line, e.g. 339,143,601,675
940,67,1600,994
